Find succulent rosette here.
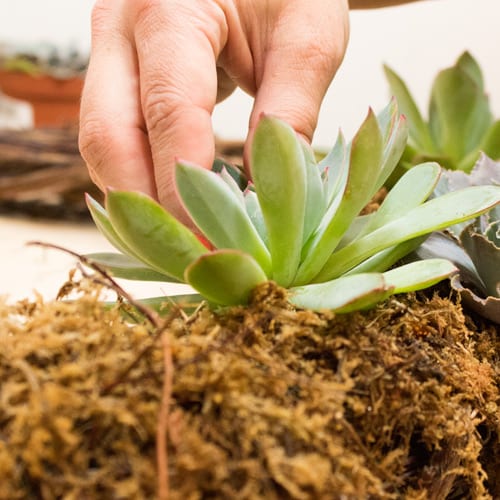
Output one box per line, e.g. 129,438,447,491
85,101,500,313
384,52,500,183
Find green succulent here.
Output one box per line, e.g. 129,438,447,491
85,101,500,313
414,154,500,323
384,52,500,183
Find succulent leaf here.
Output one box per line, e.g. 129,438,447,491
219,166,246,205
175,161,271,275
428,66,492,165
485,220,500,247
86,194,140,259
460,226,500,297
434,154,500,237
414,232,485,293
316,185,500,281
301,141,327,244
291,260,457,312
412,154,500,323
244,189,268,245
455,51,484,91
318,132,349,206
297,109,384,285
88,108,500,314
383,64,435,152
382,259,457,294
289,273,391,312
359,162,441,237
385,52,499,178
376,97,398,143
344,237,427,276
85,252,179,282
451,275,500,324
106,190,207,281
374,115,409,192
185,249,267,306
251,115,307,286
480,120,500,161
211,158,248,190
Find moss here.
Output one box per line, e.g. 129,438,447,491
0,276,498,499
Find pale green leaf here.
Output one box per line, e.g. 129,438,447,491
359,162,441,237
415,231,486,294
211,158,247,190
461,227,500,297
251,115,307,286
382,259,457,294
376,97,398,144
301,140,326,244
373,114,409,192
185,249,267,306
456,51,484,90
336,213,374,250
244,189,268,246
86,194,140,259
84,252,178,282
296,109,384,285
344,237,427,275
289,273,391,312
383,64,435,152
316,185,500,281
429,66,492,161
319,133,350,207
219,166,246,205
480,120,500,161
176,161,271,275
106,190,206,282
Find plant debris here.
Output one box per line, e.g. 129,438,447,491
0,274,499,499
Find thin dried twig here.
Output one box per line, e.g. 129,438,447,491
157,327,173,500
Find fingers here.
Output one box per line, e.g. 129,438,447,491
133,0,227,223
244,0,349,165
81,0,350,224
79,0,157,198
81,0,229,224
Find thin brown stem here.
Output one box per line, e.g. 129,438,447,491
157,327,174,500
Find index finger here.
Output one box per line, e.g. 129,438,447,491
133,0,227,224
79,1,157,199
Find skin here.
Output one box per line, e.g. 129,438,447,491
79,0,422,224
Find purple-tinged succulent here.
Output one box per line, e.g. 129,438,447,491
415,155,500,323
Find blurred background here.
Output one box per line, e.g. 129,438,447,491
0,0,498,300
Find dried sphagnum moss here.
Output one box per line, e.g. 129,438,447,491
0,275,499,499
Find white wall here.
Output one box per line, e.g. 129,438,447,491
216,0,500,146
0,0,94,49
0,0,498,145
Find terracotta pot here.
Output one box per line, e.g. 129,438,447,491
0,69,83,127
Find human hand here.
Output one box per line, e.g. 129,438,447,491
79,0,349,224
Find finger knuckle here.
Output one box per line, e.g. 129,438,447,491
90,1,115,35
133,0,167,34
142,85,185,139
287,107,317,143
79,116,117,179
